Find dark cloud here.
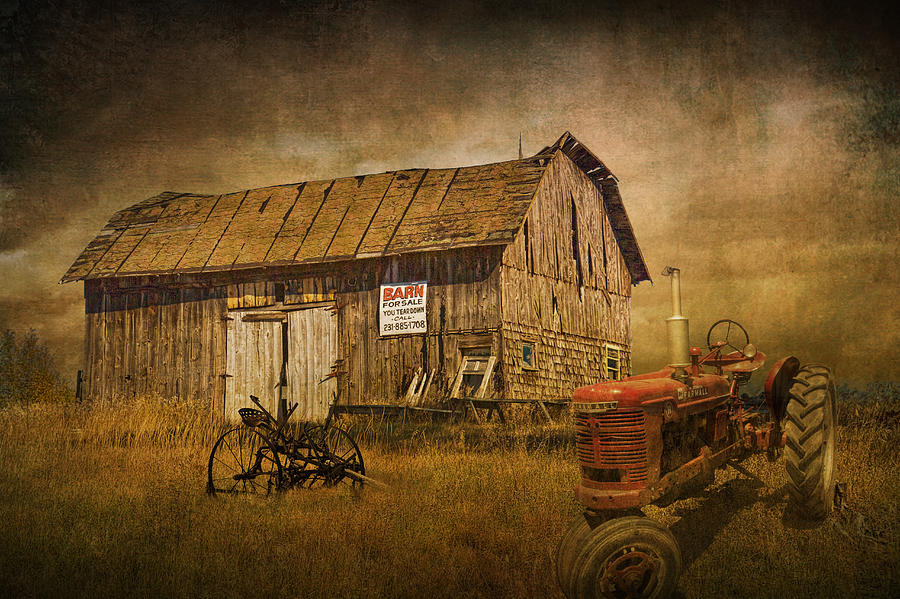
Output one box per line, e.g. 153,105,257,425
1,0,897,382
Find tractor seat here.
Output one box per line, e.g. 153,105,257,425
238,408,267,427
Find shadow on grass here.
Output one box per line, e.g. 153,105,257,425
667,477,776,572
780,503,830,531
778,488,847,531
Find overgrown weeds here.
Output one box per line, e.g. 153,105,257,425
0,389,897,598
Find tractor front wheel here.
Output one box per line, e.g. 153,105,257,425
557,514,592,593
784,364,838,519
565,515,681,599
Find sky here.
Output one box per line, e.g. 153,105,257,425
1,0,897,386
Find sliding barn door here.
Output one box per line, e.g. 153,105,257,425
285,307,337,421
224,312,284,420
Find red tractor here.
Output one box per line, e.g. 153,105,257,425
557,267,838,599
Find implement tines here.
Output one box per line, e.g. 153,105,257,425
238,408,268,428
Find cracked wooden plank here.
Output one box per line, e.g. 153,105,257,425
146,195,221,272
293,176,361,263
60,228,124,282
384,167,458,252
88,226,151,277
265,179,334,263
105,192,182,228
118,194,217,274
174,191,245,271
232,184,305,265
207,186,283,268
387,160,544,252
354,169,427,257
325,172,395,260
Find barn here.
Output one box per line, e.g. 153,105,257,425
61,132,650,420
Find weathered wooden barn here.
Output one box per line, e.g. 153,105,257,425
62,132,650,420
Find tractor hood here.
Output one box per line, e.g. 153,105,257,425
573,372,731,411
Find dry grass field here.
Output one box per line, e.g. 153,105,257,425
0,387,897,599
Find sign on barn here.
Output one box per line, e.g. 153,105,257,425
379,282,427,336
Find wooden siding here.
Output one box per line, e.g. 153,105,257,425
500,268,632,343
82,280,226,407
224,313,282,419
498,150,634,399
550,132,651,284
502,151,633,296
286,307,337,421
81,246,504,408
284,276,337,304
337,247,504,404
499,324,632,400
226,282,276,309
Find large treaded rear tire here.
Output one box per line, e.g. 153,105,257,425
784,364,837,520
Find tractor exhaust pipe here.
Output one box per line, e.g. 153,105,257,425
662,266,690,376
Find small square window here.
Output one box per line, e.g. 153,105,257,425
522,341,538,370
604,343,627,380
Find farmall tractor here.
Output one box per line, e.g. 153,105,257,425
556,267,838,599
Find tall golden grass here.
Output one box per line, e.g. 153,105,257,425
0,389,897,598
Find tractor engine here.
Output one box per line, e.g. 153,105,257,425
573,370,732,509
572,266,767,511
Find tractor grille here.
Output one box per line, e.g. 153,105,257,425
575,409,648,483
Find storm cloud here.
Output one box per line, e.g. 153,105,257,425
1,0,897,383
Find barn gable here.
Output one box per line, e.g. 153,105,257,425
61,132,649,285
499,149,637,399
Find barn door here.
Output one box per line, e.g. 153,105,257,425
285,306,337,421
224,312,284,421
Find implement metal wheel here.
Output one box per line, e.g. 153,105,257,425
207,426,282,496
566,516,681,599
302,424,366,488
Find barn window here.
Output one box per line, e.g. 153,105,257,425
450,335,498,399
521,341,538,370
603,343,628,380
452,345,496,398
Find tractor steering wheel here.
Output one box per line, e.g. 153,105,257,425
706,319,750,353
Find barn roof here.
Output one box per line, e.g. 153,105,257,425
61,132,650,284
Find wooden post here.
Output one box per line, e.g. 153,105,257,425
538,400,552,422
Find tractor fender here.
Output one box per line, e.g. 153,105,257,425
764,356,801,422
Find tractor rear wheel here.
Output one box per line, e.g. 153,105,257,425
567,516,681,599
784,364,837,520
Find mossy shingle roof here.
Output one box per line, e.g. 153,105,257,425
61,132,650,284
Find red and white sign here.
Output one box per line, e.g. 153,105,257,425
379,281,427,336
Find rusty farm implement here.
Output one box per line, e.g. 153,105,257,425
207,394,374,495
